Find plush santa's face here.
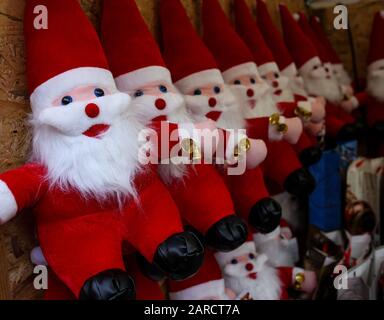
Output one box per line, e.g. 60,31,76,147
129,81,188,123
32,84,141,201
260,71,295,102
367,60,384,102
301,60,344,104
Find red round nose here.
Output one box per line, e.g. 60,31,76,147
272,81,279,88
245,263,254,271
155,98,167,110
85,103,100,118
208,97,217,107
247,89,254,97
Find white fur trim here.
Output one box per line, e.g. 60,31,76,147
30,67,117,115
299,56,322,75
222,62,259,83
115,66,172,93
169,279,225,300
175,69,224,94
292,267,304,284
281,63,298,78
215,241,256,268
350,96,359,109
254,226,281,244
368,59,384,73
297,100,312,113
258,62,280,76
268,115,286,141
293,13,300,21
0,180,18,224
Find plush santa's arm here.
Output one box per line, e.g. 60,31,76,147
278,267,317,294
0,163,47,224
341,91,369,113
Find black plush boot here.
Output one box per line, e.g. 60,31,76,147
205,215,248,252
153,231,204,281
337,123,359,142
79,269,136,300
249,198,282,234
135,253,166,282
299,146,323,167
284,168,316,197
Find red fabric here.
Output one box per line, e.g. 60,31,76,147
325,102,355,138
24,0,109,95
277,267,293,300
368,11,384,65
279,4,319,69
278,101,297,118
101,0,166,78
225,167,270,221
202,0,254,73
233,0,275,67
261,141,303,191
245,117,271,142
160,0,218,83
44,270,76,300
150,121,183,161
366,97,384,127
296,12,329,63
256,0,293,71
309,16,341,65
355,91,369,106
0,164,183,298
168,164,235,234
292,132,316,155
168,249,222,293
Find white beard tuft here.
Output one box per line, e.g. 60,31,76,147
303,75,343,104
255,239,297,267
367,71,384,102
30,111,143,204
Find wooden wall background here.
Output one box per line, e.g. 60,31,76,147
0,0,383,299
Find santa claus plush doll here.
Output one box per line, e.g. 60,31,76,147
159,0,285,229
0,0,206,300
168,250,236,300
279,4,359,142
255,0,326,141
215,236,317,300
200,0,316,197
100,0,261,254
233,0,323,168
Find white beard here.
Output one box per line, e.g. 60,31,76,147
303,74,343,104
30,110,143,203
367,71,384,102
255,238,298,267
289,76,309,98
225,264,282,300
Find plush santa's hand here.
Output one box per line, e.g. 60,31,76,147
293,268,317,294
309,97,326,123
283,117,303,145
305,120,325,137
0,181,17,225
340,97,359,113
245,139,268,169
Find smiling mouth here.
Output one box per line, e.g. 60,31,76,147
206,111,222,121
248,272,257,280
83,124,110,138
152,115,168,122
274,89,282,96
248,99,257,109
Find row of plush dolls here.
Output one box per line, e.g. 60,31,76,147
0,0,382,300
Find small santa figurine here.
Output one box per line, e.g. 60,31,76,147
100,0,259,253
279,4,359,142
215,237,317,300
0,0,205,300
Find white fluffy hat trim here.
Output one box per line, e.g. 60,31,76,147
258,62,280,76
215,241,256,268
299,56,322,75
222,62,259,83
175,69,224,94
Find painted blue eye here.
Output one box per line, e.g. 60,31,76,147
250,78,256,84
94,88,105,97
61,96,73,105
194,89,202,96
214,86,221,94
234,80,241,85
159,85,168,93
134,90,144,98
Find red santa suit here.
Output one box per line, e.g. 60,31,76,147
0,0,202,300
101,0,248,249
279,4,357,141
200,0,315,197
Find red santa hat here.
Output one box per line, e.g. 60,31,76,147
201,0,259,83
101,0,172,92
160,0,223,94
295,12,330,64
279,4,322,74
310,16,342,65
233,0,279,75
367,11,384,70
255,0,294,73
24,0,114,114
168,251,225,300
215,235,256,269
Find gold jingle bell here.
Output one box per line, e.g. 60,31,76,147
295,106,313,121
181,138,201,161
294,272,306,290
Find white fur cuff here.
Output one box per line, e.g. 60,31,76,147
0,180,17,224
268,116,286,141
